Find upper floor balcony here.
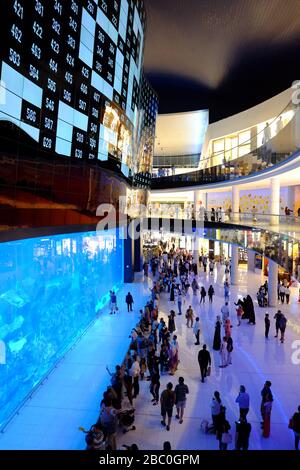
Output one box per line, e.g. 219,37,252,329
151,98,300,190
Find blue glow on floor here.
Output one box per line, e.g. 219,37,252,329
0,228,124,430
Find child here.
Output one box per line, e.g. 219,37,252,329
140,358,147,380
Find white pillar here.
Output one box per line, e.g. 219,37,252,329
270,177,280,225
268,259,278,307
193,235,201,263
232,186,240,222
231,245,239,285
287,186,295,212
247,250,256,272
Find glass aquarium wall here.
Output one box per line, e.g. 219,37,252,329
0,228,124,429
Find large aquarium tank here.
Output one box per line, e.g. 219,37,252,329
0,228,124,429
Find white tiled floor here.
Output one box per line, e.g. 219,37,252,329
1,266,300,450
122,266,300,451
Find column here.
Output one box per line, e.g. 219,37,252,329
247,250,256,272
270,177,280,226
232,186,240,222
268,259,278,307
230,245,239,285
124,222,135,283
134,219,143,273
287,186,295,212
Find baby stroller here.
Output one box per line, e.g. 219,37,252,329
118,407,136,434
79,424,106,450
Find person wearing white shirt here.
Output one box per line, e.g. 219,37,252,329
193,317,201,345
130,355,141,399
219,337,228,368
285,286,291,304
221,302,230,323
279,283,285,303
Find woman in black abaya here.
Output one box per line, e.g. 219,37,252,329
213,316,222,351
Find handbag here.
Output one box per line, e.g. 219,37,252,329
206,366,211,377
221,432,232,444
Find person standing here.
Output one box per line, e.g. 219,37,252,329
279,283,285,303
110,291,118,314
265,313,270,339
219,337,228,368
236,304,243,326
235,417,252,450
211,391,222,431
160,383,176,431
175,377,189,424
224,282,230,301
226,336,233,365
217,406,231,451
279,313,287,343
285,285,291,304
213,316,222,351
261,381,273,438
169,281,175,303
125,292,134,312
186,306,194,328
209,260,214,275
203,257,207,273
200,286,206,304
100,398,118,451
177,290,183,315
193,317,201,345
274,310,282,338
130,355,141,399
221,302,229,323
198,344,211,383
168,310,176,334
150,372,160,406
290,405,300,450
208,285,215,303
235,386,250,419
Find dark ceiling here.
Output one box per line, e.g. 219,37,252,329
143,0,300,122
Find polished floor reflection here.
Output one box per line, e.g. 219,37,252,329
0,265,299,450
124,265,300,450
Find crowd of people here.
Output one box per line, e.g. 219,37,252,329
82,244,299,451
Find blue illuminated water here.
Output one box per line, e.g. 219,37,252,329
0,228,124,429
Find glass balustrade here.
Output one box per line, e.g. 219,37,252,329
142,216,300,278
151,100,299,189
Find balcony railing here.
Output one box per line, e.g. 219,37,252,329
151,100,299,189
140,213,300,277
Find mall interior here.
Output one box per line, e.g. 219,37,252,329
0,0,300,452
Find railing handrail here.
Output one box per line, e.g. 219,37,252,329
151,99,298,187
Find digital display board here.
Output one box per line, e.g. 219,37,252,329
0,0,145,172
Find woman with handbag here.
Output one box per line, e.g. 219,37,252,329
216,406,232,450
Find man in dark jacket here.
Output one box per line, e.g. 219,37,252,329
126,292,134,312
198,344,212,383
235,417,252,450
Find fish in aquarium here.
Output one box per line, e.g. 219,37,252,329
8,337,27,354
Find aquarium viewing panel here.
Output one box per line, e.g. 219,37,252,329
0,228,124,429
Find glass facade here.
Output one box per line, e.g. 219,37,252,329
0,228,124,429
